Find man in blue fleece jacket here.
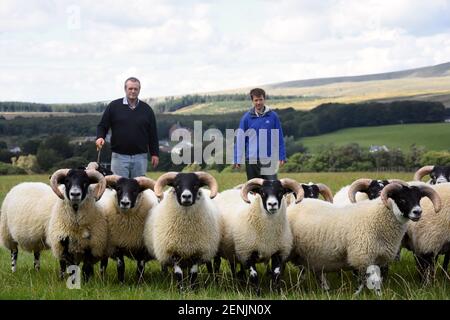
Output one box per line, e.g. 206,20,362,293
233,88,286,180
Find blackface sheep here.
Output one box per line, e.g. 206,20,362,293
287,182,441,295
46,168,107,281
144,172,221,290
98,175,158,282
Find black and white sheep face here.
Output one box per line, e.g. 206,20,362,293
113,178,142,211
302,184,320,199
60,169,91,204
252,180,290,215
366,180,390,200
388,186,423,222
170,173,203,207
429,166,450,185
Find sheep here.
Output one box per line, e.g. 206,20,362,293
414,165,450,185
216,178,303,292
0,182,59,272
143,171,221,290
97,175,158,282
287,181,441,295
285,182,333,206
334,179,403,205
401,182,450,284
46,168,107,281
413,166,450,272
86,161,113,176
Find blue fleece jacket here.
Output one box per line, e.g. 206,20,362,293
234,106,286,164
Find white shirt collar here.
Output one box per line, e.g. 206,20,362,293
123,97,139,109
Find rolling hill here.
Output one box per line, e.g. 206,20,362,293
174,61,450,114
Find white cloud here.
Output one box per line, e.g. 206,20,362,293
0,0,449,103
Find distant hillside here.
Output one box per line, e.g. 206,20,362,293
265,61,450,89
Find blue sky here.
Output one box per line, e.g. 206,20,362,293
1,0,449,103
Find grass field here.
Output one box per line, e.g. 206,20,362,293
0,172,449,300
300,123,450,153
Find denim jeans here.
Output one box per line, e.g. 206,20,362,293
111,152,148,178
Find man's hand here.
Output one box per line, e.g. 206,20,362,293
151,156,159,168
279,160,286,166
95,138,105,151
233,164,241,169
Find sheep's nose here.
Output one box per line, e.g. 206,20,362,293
268,201,277,208
70,191,81,197
182,194,192,200
120,200,130,207
412,208,422,215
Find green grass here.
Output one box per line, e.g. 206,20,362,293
1,172,449,300
301,123,450,153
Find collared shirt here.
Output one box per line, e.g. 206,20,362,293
123,97,140,110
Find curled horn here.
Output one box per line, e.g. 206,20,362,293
105,175,121,188
380,183,404,210
281,179,304,204
86,162,99,171
134,177,156,191
241,178,264,203
154,172,178,200
316,183,333,203
86,169,106,201
348,179,372,203
414,166,435,182
195,172,218,199
49,169,70,200
417,184,442,213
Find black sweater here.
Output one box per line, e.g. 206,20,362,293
96,98,159,156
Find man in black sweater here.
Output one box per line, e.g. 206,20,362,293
96,77,159,178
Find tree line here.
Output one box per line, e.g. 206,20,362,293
1,100,446,141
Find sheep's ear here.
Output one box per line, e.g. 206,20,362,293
249,186,261,195
283,187,294,195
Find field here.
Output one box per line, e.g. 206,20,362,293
301,123,450,153
175,77,450,114
0,172,449,300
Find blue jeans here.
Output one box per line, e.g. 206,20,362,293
111,152,148,178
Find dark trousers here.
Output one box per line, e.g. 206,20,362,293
245,160,278,181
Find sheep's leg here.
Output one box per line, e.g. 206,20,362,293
380,265,389,280
315,271,330,291
11,248,18,273
100,257,108,279
136,260,145,283
116,255,125,283
354,270,366,296
213,256,221,275
443,254,449,274
189,263,199,289
33,251,40,271
246,252,260,295
173,261,184,291
416,253,435,285
59,260,67,280
82,249,95,282
228,258,237,277
161,263,169,274
270,252,283,290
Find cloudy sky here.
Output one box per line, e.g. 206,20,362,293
1,0,450,103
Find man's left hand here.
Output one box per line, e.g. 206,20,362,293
279,160,286,166
151,156,159,168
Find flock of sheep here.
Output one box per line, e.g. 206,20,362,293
1,163,449,296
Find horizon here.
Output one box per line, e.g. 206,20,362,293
1,0,450,104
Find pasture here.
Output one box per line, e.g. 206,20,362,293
0,172,449,300
301,123,450,153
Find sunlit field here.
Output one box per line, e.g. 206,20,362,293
1,172,449,300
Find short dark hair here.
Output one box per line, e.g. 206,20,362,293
124,77,141,89
250,88,266,99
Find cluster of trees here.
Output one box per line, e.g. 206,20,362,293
0,135,112,175
0,101,107,113
280,144,450,172
1,101,446,141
